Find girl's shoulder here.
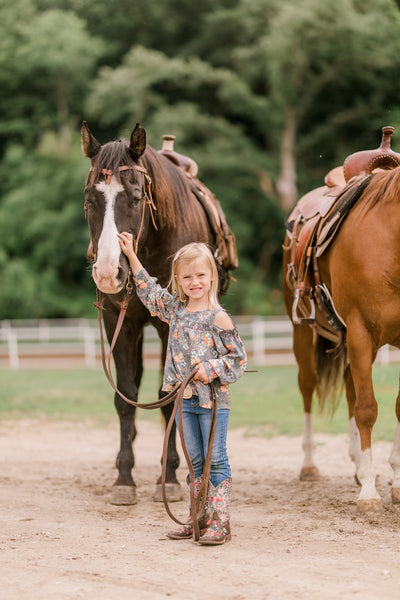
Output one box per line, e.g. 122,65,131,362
213,309,234,330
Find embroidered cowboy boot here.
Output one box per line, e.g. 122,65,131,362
166,476,210,540
198,477,232,545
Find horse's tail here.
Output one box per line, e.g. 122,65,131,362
314,334,347,415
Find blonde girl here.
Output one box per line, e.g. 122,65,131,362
118,232,246,545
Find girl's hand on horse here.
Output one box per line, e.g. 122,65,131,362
118,232,142,274
194,362,209,385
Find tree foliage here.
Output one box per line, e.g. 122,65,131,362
1,0,400,318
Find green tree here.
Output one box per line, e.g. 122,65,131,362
0,0,37,150
263,0,400,209
38,0,235,62
0,135,93,319
0,2,105,154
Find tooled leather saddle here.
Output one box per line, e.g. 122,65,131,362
285,126,400,336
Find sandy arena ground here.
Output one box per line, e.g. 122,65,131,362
1,417,400,600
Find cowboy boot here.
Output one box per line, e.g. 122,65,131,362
166,476,210,540
198,477,232,545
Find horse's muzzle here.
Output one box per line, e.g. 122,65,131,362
92,260,130,294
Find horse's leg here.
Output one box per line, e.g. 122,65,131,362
389,386,400,504
293,324,320,481
101,303,143,505
152,320,183,503
344,365,362,484
109,332,143,505
346,321,380,512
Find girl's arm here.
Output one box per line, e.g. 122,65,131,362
194,311,237,383
118,231,174,323
200,312,247,385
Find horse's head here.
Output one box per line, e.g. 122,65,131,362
81,121,154,294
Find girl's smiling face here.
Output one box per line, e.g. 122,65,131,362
176,258,213,308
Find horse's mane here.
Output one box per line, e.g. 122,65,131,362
141,145,198,232
359,167,400,210
88,138,200,232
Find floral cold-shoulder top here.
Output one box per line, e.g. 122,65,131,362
133,268,247,409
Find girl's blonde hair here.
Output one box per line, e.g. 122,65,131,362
171,242,220,307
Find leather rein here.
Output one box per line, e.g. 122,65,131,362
91,162,215,540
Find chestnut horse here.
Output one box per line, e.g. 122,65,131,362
283,163,400,513
81,121,235,505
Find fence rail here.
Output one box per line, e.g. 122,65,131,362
1,317,399,369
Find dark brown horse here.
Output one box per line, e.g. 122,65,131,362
283,129,400,513
81,121,236,505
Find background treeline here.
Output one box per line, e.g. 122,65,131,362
1,0,400,319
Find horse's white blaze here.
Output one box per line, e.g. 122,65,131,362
93,178,124,293
348,416,362,469
389,421,400,490
356,448,380,501
301,412,316,468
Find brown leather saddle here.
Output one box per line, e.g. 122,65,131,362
158,134,238,274
285,126,400,333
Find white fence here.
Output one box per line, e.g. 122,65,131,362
0,317,399,369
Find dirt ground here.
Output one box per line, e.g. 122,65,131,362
1,417,400,600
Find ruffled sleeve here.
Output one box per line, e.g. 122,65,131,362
133,268,175,324
202,326,247,385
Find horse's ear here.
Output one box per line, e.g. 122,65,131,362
129,123,147,160
81,121,101,159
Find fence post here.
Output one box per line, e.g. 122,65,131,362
83,326,97,367
252,319,267,366
377,345,390,366
7,330,20,369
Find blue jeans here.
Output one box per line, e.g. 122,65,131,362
175,395,231,487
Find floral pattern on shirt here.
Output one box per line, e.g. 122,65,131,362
133,268,247,409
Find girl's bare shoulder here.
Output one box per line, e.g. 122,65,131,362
213,310,234,330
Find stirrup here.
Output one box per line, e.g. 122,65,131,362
292,288,315,325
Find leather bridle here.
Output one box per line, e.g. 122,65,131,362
87,163,158,254
101,164,158,253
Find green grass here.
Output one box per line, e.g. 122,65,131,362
0,364,399,440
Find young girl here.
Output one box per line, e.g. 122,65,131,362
118,232,247,545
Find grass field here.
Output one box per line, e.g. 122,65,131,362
0,364,399,440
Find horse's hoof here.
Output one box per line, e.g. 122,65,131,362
153,483,183,502
356,498,382,513
391,487,400,504
110,485,137,505
300,466,320,481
